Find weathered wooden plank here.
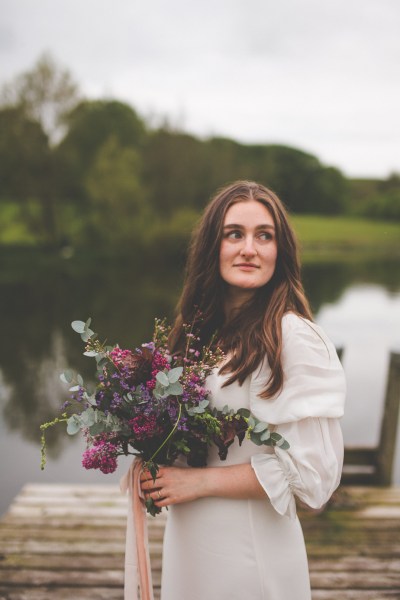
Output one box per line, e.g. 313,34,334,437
0,553,162,571
1,567,399,591
19,484,125,496
0,569,125,587
4,552,399,575
376,352,400,485
0,526,164,543
312,592,400,600
0,588,127,600
308,556,400,572
310,571,400,589
0,592,395,600
1,483,400,597
0,541,163,557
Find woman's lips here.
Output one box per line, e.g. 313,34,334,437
234,263,260,270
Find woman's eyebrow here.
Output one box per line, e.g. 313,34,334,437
223,223,275,230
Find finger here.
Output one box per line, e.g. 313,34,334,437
141,479,161,491
150,489,165,502
140,470,160,484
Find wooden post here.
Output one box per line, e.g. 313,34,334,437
376,352,400,485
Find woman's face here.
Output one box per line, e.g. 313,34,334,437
219,200,278,306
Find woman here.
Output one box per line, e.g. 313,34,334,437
140,181,345,600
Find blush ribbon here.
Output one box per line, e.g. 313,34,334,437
120,459,154,600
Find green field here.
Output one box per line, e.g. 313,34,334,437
0,208,399,262
291,215,400,261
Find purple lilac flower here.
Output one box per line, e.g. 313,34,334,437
129,414,163,441
82,441,119,474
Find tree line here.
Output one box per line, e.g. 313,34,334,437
1,54,399,252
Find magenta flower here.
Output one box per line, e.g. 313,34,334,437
82,440,119,474
128,414,162,441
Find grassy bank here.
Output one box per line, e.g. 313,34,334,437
0,214,399,262
291,215,400,261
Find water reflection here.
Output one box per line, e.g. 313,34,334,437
0,253,399,515
316,284,400,446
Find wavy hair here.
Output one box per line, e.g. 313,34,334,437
169,180,313,398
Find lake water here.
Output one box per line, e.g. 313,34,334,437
0,252,399,516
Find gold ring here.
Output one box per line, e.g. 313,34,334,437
157,491,162,499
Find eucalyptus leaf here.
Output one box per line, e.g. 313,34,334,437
153,383,167,399
96,357,108,368
85,318,92,330
247,415,256,429
89,422,107,436
278,440,290,450
71,320,85,333
69,385,80,392
77,374,84,386
84,350,98,357
60,370,73,384
168,367,183,383
199,399,209,409
80,408,96,427
156,371,169,387
260,429,271,442
237,408,250,418
80,329,94,342
253,421,268,433
167,382,183,396
249,431,263,446
66,416,81,435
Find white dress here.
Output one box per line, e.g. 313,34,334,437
161,313,346,600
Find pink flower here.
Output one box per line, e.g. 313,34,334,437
129,414,162,441
110,346,153,384
82,440,118,474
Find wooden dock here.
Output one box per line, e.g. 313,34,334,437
1,483,400,599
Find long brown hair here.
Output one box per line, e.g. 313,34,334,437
169,180,312,398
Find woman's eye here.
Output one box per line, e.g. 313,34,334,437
259,232,273,241
226,231,242,239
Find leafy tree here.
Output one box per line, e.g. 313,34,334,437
0,107,49,200
83,136,149,245
55,99,147,204
0,106,59,243
349,174,400,221
0,51,80,143
141,129,211,215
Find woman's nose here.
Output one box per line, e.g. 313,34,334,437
240,236,257,257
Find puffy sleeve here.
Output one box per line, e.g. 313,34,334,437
250,313,346,519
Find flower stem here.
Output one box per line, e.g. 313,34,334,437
40,414,68,470
147,401,182,465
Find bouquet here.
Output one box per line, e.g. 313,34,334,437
41,317,289,515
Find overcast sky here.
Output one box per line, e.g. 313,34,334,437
1,0,399,178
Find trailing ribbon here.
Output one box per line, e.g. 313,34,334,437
120,458,154,600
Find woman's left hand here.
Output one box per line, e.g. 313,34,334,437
140,466,207,508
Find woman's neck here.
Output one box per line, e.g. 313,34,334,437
223,288,256,321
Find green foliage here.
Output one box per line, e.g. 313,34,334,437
292,215,400,260
40,413,68,469
0,51,80,143
154,368,184,398
55,99,146,203
83,135,149,245
348,175,400,221
0,108,50,199
1,55,399,254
